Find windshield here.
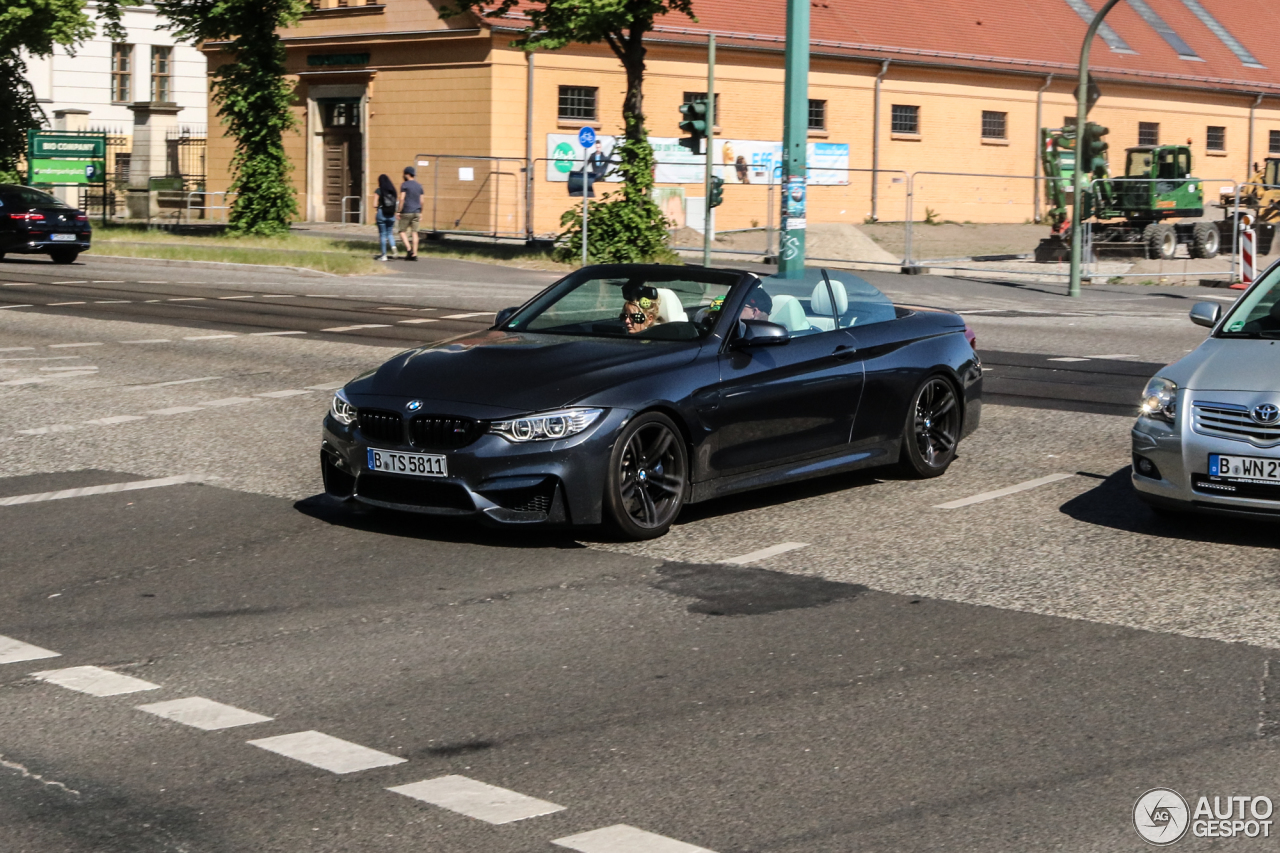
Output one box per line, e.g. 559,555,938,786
0,186,69,209
1220,267,1280,337
503,267,737,341
1125,151,1153,177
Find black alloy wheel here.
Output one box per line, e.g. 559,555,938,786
898,376,961,478
604,411,688,539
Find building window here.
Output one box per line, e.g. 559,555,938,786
1270,129,1280,155
1138,121,1160,146
111,43,132,103
321,101,360,128
808,99,826,131
981,110,1007,139
557,86,597,121
891,104,919,135
150,46,172,102
1206,125,1226,151
682,92,722,123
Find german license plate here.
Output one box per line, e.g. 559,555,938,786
367,448,447,478
50,234,76,242
1209,453,1280,482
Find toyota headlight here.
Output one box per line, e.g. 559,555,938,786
330,388,357,426
1140,377,1177,423
490,408,604,442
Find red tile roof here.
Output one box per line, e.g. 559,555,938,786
490,0,1280,94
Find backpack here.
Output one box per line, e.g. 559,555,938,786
378,187,397,216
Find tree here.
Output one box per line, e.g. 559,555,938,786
0,0,133,181
158,0,308,235
445,0,696,262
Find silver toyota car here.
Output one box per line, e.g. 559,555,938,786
1132,271,1280,518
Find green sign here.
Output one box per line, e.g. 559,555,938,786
307,53,370,67
552,142,575,174
30,135,106,158
29,159,105,184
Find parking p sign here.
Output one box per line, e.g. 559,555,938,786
578,126,596,149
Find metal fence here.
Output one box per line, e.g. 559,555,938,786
413,154,527,239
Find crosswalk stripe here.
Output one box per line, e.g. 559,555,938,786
552,825,718,853
247,731,406,774
33,666,161,696
137,697,272,730
0,635,60,665
388,775,565,824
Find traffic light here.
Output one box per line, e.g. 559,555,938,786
708,175,724,208
1083,121,1109,177
679,99,709,154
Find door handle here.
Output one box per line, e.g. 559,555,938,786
832,345,858,360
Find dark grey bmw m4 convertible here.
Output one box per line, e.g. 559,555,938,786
321,264,982,539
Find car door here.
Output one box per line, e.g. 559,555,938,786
705,272,864,475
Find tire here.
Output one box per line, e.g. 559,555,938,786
897,376,962,479
1189,222,1220,259
1144,222,1177,260
603,411,688,540
49,249,79,264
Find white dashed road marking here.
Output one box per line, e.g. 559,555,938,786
0,475,203,507
123,376,222,390
198,397,256,407
255,390,309,398
247,731,407,774
121,339,171,344
48,342,103,348
0,304,34,310
137,697,272,730
552,825,718,853
1046,357,1089,363
307,382,345,391
440,312,493,320
1085,353,1139,359
0,635,60,665
148,406,204,415
184,334,237,340
85,415,147,426
398,318,438,324
389,775,566,824
723,542,809,565
16,424,77,435
249,330,305,336
34,666,161,697
49,301,85,305
321,324,391,332
934,473,1076,509
0,347,35,352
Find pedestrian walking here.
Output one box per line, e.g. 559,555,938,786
397,166,424,261
374,174,398,261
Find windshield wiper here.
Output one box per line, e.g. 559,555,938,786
1217,330,1263,338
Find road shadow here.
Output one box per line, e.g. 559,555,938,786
293,493,586,550
672,467,887,526
1060,466,1280,546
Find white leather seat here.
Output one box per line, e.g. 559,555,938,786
770,294,809,333
654,288,688,323
810,280,848,330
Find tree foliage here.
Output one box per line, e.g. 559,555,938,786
445,0,695,262
0,0,134,178
159,0,307,235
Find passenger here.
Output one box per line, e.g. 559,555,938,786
740,288,773,322
621,295,661,334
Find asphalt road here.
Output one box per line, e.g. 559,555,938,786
2,253,1277,853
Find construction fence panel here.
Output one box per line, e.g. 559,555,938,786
418,154,526,239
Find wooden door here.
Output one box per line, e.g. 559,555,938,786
323,133,350,223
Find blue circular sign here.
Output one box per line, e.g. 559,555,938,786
578,126,596,148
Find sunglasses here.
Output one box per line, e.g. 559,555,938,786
621,312,647,324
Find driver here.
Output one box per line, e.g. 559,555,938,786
621,281,662,335
740,288,773,322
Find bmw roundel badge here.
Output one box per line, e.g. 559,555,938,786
406,400,423,412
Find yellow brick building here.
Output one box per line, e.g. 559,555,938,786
203,0,1280,233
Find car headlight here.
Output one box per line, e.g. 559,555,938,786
330,388,357,426
1140,377,1177,423
490,408,604,442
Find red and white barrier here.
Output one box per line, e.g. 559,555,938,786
1232,213,1256,290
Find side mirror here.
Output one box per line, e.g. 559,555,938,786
735,319,790,347
494,306,519,328
1189,302,1221,328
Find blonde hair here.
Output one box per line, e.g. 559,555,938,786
625,297,660,325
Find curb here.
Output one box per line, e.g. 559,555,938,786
79,253,344,278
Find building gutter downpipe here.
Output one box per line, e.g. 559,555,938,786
1248,92,1263,179
525,50,535,242
1034,74,1053,222
870,59,890,221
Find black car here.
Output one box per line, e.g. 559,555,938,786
321,265,982,539
0,184,92,264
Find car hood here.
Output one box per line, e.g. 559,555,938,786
1165,337,1280,392
349,330,701,412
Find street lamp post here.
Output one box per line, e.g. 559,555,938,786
1069,0,1123,298
777,0,809,277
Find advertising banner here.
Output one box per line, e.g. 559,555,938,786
546,135,849,186
29,159,105,184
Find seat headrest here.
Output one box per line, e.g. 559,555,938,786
654,287,688,323
811,280,848,316
771,295,808,333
